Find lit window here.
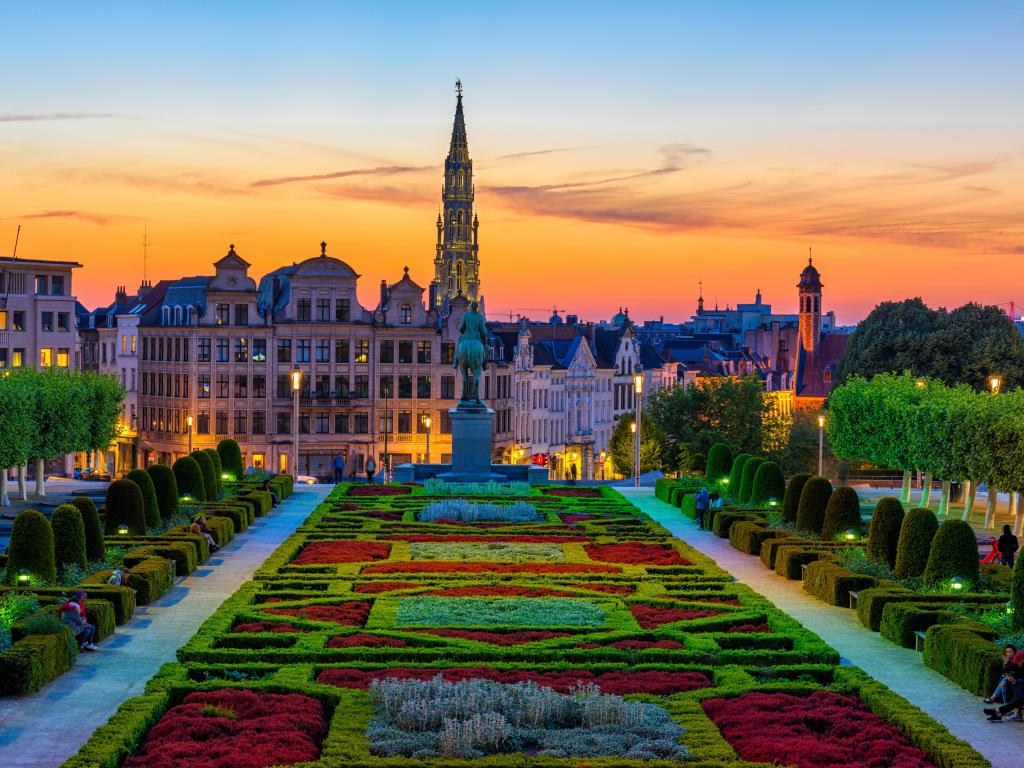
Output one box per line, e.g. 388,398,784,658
57,348,70,367
0,311,6,330
40,347,54,366
401,304,412,324
12,349,24,367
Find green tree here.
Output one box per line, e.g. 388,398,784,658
608,412,662,476
704,443,732,485
1012,555,1024,631
81,373,127,455
6,509,56,583
126,468,161,529
51,504,87,572
894,507,939,579
781,408,837,476
820,486,862,540
0,369,36,503
71,497,105,562
104,479,147,537
751,461,785,506
923,519,981,588
867,497,905,569
795,476,833,534
147,464,180,519
217,438,245,480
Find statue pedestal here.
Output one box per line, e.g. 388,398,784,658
437,406,504,482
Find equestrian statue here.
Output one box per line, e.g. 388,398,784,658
454,301,488,407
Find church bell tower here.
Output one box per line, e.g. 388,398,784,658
798,254,823,354
433,80,480,307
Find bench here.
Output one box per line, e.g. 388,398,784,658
800,563,808,580
849,590,859,610
914,630,926,652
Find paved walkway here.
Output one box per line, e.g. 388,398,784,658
0,484,330,768
619,488,1017,768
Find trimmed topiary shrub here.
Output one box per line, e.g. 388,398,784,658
726,454,751,497
126,469,160,529
738,457,766,504
783,473,812,525
104,479,147,537
173,455,206,502
147,463,180,519
705,443,732,485
820,486,862,540
191,451,218,501
923,519,981,588
203,448,224,495
51,504,87,572
217,438,244,481
1012,555,1024,631
795,476,833,534
751,461,785,507
867,497,905,569
71,497,105,562
6,509,56,583
893,507,939,579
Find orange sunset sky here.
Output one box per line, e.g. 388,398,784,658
2,2,1023,324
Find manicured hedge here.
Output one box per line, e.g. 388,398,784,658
820,485,862,540
218,438,245,480
803,559,878,606
795,476,832,534
726,453,751,495
191,450,218,501
782,473,811,525
866,497,904,569
0,626,77,696
126,557,175,605
893,507,938,580
52,503,87,572
6,509,56,584
923,519,980,589
738,456,765,505
1013,554,1024,631
105,478,147,537
72,496,106,562
923,623,1002,696
705,443,732,484
203,447,224,495
146,463,180,519
750,461,784,507
173,455,206,502
126,468,161,529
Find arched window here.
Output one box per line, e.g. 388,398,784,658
457,210,464,225
400,303,412,324
450,211,456,224
161,306,170,326
173,306,183,325
457,170,464,188
450,172,455,187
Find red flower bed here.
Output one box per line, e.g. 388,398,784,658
585,542,689,566
687,595,741,605
703,690,936,768
608,638,685,650
292,541,391,565
232,621,299,634
410,629,570,645
353,581,419,594
560,513,594,525
726,623,772,634
327,633,407,648
335,503,361,511
629,604,723,629
265,602,371,626
385,534,588,543
363,561,620,575
544,487,602,497
348,485,411,496
318,666,710,695
365,510,402,521
570,582,636,595
123,689,327,768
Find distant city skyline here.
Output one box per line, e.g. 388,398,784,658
2,1,1023,323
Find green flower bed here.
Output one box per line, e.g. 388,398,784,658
394,597,608,628
408,542,567,562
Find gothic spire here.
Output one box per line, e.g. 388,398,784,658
449,79,470,162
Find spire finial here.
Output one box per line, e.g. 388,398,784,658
698,281,703,299
228,243,234,253
320,240,327,256
455,78,463,98
808,245,813,265
403,265,409,275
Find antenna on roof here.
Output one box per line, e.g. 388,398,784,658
142,220,151,281
12,225,21,259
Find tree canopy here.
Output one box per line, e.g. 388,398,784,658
608,411,663,476
835,299,1024,391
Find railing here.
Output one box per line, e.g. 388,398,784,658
271,395,357,407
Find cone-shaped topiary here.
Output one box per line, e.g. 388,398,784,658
783,473,812,525
821,486,863,540
1012,555,1024,631
51,504,87,572
893,507,939,579
738,457,766,504
147,463,180,519
173,455,206,502
751,461,786,506
126,468,160,529
795,476,833,534
6,509,56,583
727,454,751,496
923,519,980,588
104,478,147,537
203,448,223,494
705,443,733,485
217,438,244,481
867,497,905,569
191,450,217,501
72,497,105,562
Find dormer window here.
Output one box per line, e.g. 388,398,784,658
400,303,412,324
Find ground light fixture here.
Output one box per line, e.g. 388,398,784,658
768,498,779,507
17,569,31,584
990,376,1002,394
950,576,964,591
843,529,857,541
1007,601,1014,616
117,524,130,536
180,494,193,502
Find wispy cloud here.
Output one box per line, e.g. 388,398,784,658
17,209,111,225
316,183,435,206
495,146,594,161
0,112,117,123
251,165,432,188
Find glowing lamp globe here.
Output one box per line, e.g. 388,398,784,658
17,569,31,584
950,577,964,591
768,498,778,507
117,524,130,536
1007,601,1014,616
843,529,857,541
722,478,729,486
180,494,193,502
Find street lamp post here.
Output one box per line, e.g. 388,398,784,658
630,420,637,482
186,415,193,454
817,414,825,477
382,385,390,482
424,415,431,464
633,373,643,488
599,450,606,481
990,376,1002,394
291,367,302,479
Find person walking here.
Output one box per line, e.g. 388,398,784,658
998,524,1019,567
694,486,710,531
332,454,346,484
569,463,577,484
365,456,376,485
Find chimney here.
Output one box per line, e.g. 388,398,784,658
137,279,152,296
379,279,389,309
115,285,127,305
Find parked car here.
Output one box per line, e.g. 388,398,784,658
74,467,111,482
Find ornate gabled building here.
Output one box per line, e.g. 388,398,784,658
432,80,480,308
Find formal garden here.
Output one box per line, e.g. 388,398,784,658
55,480,989,768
